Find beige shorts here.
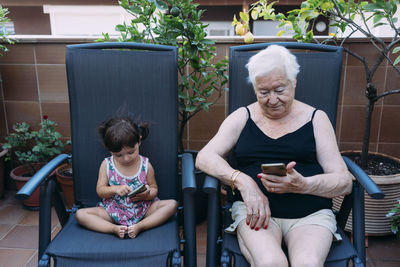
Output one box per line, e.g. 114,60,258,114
225,201,340,240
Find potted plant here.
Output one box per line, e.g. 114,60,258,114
232,0,400,235
55,159,74,209
0,6,14,198
387,199,400,239
2,116,69,208
0,146,7,198
99,0,229,223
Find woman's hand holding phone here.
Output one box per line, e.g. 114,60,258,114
259,161,307,194
261,163,287,176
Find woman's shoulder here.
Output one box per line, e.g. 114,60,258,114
225,106,250,123
214,105,252,140
294,101,326,118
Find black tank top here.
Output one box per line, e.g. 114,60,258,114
232,107,332,218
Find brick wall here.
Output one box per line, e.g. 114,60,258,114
1,36,399,159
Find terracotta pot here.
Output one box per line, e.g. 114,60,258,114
10,163,44,208
0,145,7,198
55,163,74,209
333,151,400,236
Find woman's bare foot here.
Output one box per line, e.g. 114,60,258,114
127,224,142,238
113,225,128,239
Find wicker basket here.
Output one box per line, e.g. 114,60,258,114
333,151,400,236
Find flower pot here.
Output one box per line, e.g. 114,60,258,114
333,151,400,236
0,145,7,198
55,163,74,209
10,163,44,209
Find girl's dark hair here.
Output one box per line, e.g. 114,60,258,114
98,116,149,152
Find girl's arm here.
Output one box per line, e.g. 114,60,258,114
96,160,131,198
130,162,158,201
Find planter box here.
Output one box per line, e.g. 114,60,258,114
334,151,400,235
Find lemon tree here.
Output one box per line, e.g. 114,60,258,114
99,0,228,153
0,6,14,55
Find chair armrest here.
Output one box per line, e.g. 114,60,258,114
203,175,221,267
203,175,219,194
343,156,384,199
181,152,196,267
15,154,70,200
181,152,196,193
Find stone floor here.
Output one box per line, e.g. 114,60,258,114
0,190,400,267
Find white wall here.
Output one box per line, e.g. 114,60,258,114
43,5,133,36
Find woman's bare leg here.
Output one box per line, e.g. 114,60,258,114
237,220,288,267
285,224,332,267
127,199,178,238
75,207,127,239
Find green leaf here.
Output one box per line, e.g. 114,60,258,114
185,105,197,112
201,39,214,45
239,11,249,23
321,2,334,11
277,30,285,36
178,90,188,99
373,22,387,27
128,5,142,14
363,4,380,11
251,9,259,20
373,14,384,24
394,55,400,66
232,14,239,26
115,24,126,32
393,47,400,53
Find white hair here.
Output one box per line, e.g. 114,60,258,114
246,45,300,87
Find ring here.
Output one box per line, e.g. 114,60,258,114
252,212,259,216
270,187,275,193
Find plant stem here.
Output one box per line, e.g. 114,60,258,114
361,98,375,169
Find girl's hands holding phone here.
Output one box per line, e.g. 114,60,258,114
129,185,153,201
258,161,307,194
114,184,132,197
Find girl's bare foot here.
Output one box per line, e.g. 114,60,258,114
127,224,142,238
114,225,127,239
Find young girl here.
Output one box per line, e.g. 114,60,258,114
75,117,178,239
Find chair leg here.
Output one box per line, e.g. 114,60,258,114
353,257,364,267
39,180,55,260
221,249,231,267
38,253,50,267
171,250,182,267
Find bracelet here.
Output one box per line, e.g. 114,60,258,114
230,170,241,195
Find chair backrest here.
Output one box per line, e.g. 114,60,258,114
66,43,178,207
229,42,343,127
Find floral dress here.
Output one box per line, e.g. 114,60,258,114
98,155,159,226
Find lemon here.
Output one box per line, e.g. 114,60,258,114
235,23,245,36
244,32,254,43
170,6,180,17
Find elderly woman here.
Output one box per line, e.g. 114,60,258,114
195,45,352,267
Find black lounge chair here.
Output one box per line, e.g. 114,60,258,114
203,42,384,267
16,42,197,267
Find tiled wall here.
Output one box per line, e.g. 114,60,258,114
1,37,399,160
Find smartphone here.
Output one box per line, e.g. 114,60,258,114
261,163,286,176
127,184,146,198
